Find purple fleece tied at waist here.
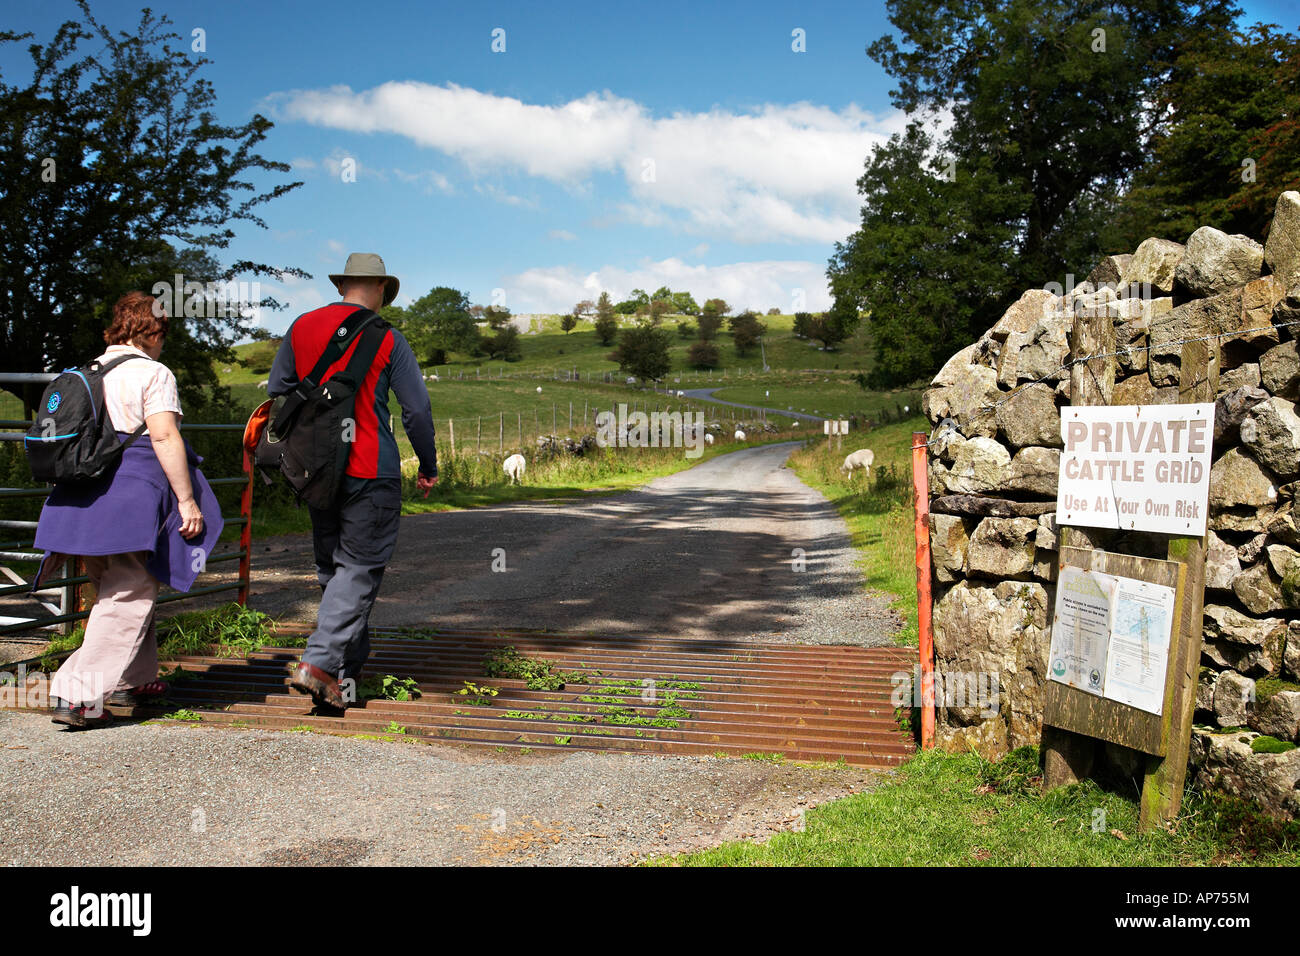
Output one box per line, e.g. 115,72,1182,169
33,435,226,592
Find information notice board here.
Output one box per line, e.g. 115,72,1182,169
1042,547,1186,756
1050,566,1176,715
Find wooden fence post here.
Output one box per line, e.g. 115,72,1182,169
1140,335,1216,828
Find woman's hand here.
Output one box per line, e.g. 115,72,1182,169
177,495,204,540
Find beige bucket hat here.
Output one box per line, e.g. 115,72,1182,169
329,252,400,306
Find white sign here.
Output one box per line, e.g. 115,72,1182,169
1049,567,1175,716
1103,576,1175,714
1049,566,1113,696
1057,403,1215,536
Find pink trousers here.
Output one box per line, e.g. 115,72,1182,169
49,551,160,707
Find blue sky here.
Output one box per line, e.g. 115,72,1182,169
3,0,1297,335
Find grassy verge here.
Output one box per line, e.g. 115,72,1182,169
650,746,1300,866
786,415,926,645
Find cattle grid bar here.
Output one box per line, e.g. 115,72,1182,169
0,372,254,637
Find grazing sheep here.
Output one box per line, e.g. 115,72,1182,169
256,380,268,389
704,433,714,445
734,429,745,441
503,453,526,485
536,386,542,393
842,448,875,476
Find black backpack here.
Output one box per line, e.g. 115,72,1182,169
24,354,148,484
254,308,389,509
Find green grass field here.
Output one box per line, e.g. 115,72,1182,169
651,746,1300,866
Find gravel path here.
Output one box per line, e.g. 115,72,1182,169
679,387,827,422
0,710,887,866
246,442,901,646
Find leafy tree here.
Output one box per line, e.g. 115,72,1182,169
792,312,813,338
608,321,672,382
729,311,766,356
0,1,305,414
676,320,696,339
696,312,723,341
400,286,479,365
671,291,699,315
482,307,520,361
830,122,1017,388
648,298,673,324
809,302,860,351
834,0,1237,387
766,307,781,315
701,298,730,318
560,313,577,334
1111,22,1300,247
686,341,720,369
573,298,595,319
594,291,619,345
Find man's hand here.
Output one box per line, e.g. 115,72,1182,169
417,473,438,498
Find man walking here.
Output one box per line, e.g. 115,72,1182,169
268,253,438,710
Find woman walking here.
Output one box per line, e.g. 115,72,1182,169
35,291,223,728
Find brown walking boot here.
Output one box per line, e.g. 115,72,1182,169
289,662,346,710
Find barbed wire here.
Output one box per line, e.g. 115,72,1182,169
917,313,1300,451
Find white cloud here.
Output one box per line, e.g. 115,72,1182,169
392,167,454,195
548,229,578,241
473,182,536,208
497,257,834,314
268,82,905,243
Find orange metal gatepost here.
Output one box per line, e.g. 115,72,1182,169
237,443,254,606
912,432,935,749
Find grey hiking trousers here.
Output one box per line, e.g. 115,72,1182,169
302,475,402,682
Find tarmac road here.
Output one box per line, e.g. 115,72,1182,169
678,386,827,422
249,442,901,646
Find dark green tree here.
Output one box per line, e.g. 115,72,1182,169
729,311,766,357
400,286,480,365
560,313,577,334
696,312,723,341
608,321,672,382
830,123,1018,388
0,1,305,414
593,292,619,345
1111,22,1300,246
482,307,521,361
835,0,1238,387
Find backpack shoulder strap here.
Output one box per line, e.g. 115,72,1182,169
270,309,385,434
304,308,379,388
337,318,390,385
94,353,147,374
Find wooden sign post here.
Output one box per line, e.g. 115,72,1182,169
1041,301,1216,831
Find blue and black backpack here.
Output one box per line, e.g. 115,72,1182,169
23,355,149,484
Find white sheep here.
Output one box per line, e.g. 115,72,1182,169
536,386,542,393
842,448,875,476
704,433,714,446
503,453,527,484
734,429,746,441
257,380,268,389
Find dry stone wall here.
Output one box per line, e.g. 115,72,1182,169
921,191,1300,819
